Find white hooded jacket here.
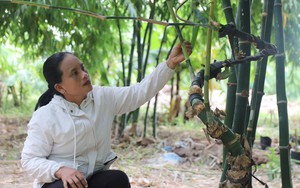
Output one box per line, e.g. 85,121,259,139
21,62,174,188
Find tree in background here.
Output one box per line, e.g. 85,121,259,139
0,1,299,186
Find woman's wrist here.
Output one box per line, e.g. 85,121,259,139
166,59,176,69
54,167,63,179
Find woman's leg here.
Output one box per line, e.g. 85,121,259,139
41,180,66,188
88,169,131,188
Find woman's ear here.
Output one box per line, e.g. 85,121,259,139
54,84,66,94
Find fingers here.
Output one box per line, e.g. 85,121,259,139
62,172,88,188
166,41,192,69
175,41,192,56
66,175,87,188
77,173,88,188
57,167,88,188
62,179,69,188
183,41,193,55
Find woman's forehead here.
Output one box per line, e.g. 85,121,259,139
60,54,82,70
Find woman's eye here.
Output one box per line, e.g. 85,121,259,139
71,71,78,76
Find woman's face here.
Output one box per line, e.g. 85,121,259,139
55,54,93,105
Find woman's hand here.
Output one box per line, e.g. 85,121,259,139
166,41,192,69
55,166,88,188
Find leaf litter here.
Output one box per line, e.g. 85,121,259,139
0,116,299,188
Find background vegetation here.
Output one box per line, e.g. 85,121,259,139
0,0,299,115
0,0,300,187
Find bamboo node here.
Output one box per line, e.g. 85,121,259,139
277,100,287,104
275,53,285,57
257,91,265,95
213,108,226,120
239,40,251,45
193,102,205,114
188,85,203,96
226,153,252,185
206,121,227,139
236,90,249,97
222,6,232,11
279,145,291,150
224,134,240,148
227,82,237,86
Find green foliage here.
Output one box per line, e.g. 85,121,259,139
283,0,300,67
0,0,299,114
260,147,281,180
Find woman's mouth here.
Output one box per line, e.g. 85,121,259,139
83,80,91,86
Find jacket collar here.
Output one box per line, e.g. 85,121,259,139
51,90,94,116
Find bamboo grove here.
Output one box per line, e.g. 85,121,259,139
0,0,297,187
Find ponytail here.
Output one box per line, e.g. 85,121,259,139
34,88,55,111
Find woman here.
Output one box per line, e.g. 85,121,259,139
21,42,192,188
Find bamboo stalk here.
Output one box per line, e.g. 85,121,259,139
232,0,251,135
220,0,237,184
274,0,292,187
203,0,214,123
143,0,156,137
247,0,274,147
152,25,168,137
131,19,143,135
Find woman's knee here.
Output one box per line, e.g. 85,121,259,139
88,169,130,188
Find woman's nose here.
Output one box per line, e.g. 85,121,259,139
82,70,89,79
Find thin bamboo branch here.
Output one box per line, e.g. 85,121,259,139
166,0,195,80
1,0,214,28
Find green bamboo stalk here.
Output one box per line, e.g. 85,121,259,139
247,0,274,146
232,0,251,135
152,25,168,138
116,17,127,138
142,0,156,137
119,21,137,137
127,21,136,86
191,0,201,48
231,1,252,186
274,0,292,187
130,20,143,133
204,0,214,122
142,0,156,79
116,19,126,86
143,100,151,138
220,0,238,184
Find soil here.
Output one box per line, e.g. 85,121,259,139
1,92,300,188
1,115,300,188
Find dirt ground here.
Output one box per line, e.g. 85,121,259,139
1,115,300,188
0,91,300,188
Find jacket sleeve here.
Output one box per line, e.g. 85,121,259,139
110,62,174,115
21,110,64,183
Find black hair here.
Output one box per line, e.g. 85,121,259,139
34,52,73,110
